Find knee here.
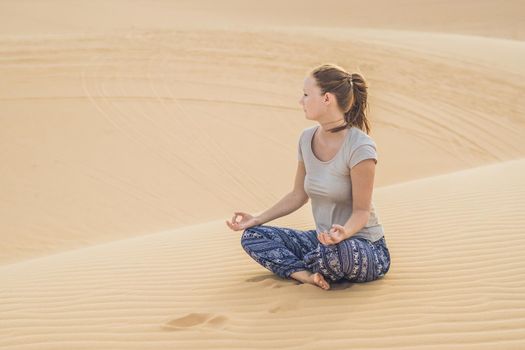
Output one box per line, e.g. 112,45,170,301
240,228,250,246
240,227,258,248
382,258,391,276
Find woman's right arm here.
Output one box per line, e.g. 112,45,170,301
226,161,309,231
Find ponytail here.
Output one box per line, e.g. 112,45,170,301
344,72,370,134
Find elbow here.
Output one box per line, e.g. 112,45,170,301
292,191,309,205
299,195,309,207
355,209,371,224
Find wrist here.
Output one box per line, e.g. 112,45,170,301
343,227,353,239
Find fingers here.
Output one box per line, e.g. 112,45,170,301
234,211,246,219
226,220,242,231
226,213,246,231
317,231,336,246
226,219,236,229
317,232,329,245
232,212,249,224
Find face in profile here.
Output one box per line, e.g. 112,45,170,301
299,75,325,121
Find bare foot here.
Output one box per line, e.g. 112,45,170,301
311,272,330,290
289,270,330,290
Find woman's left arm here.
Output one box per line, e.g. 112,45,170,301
317,158,376,245
342,158,376,239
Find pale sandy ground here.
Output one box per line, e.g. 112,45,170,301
1,1,525,349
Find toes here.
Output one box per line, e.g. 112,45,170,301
314,273,330,290
321,277,330,290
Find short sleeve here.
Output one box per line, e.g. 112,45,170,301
348,144,377,169
297,136,304,162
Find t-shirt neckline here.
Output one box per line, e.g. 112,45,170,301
309,125,351,164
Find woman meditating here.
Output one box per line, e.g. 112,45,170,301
226,63,391,291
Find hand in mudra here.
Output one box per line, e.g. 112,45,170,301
317,224,348,246
226,211,260,231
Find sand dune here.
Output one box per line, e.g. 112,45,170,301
1,0,525,348
1,0,524,40
1,26,524,265
1,158,524,349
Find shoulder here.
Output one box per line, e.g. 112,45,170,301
303,125,317,135
347,128,379,169
298,125,317,142
349,127,377,149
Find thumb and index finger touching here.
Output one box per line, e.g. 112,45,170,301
226,211,248,231
231,211,247,223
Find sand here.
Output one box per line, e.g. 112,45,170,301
1,1,525,349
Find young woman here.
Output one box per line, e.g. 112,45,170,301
226,63,391,291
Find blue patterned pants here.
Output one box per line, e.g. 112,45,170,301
241,225,391,283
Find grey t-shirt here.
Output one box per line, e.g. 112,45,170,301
298,125,385,242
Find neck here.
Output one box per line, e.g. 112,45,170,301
319,118,346,134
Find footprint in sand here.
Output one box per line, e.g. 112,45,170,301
162,313,228,331
268,302,300,313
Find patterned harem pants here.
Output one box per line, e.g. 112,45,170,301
241,224,391,283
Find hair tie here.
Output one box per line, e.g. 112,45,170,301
348,75,354,89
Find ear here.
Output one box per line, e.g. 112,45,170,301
323,92,335,105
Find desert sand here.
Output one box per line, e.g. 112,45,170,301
1,1,525,349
